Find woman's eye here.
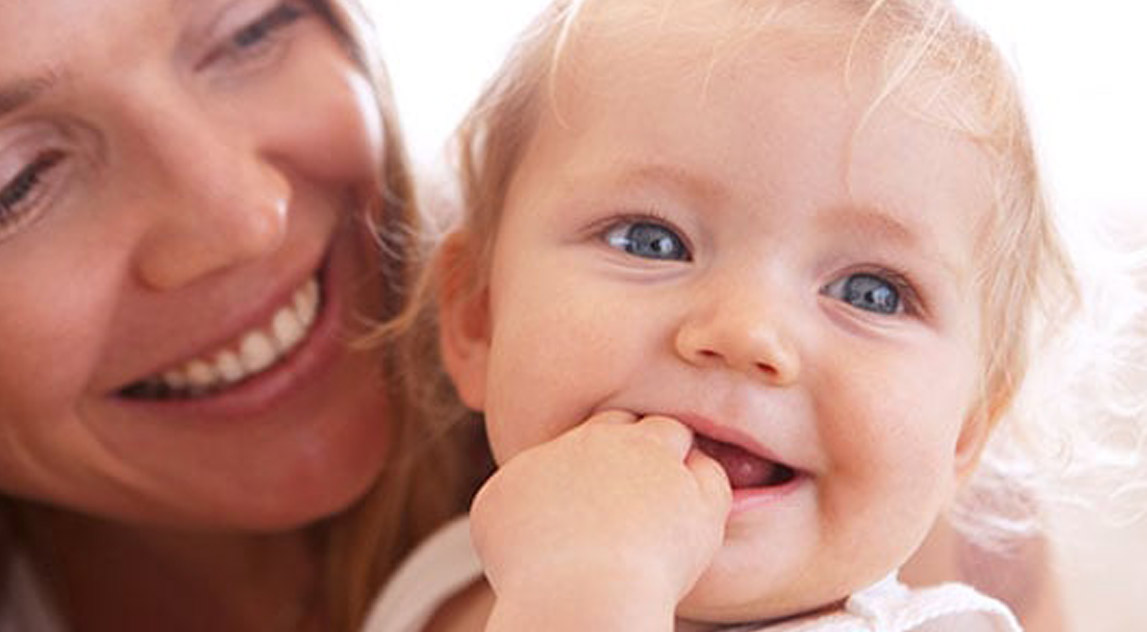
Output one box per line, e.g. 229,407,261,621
0,151,65,231
603,220,691,261
231,2,305,51
823,273,903,315
203,1,308,68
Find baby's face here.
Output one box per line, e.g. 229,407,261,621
451,0,997,625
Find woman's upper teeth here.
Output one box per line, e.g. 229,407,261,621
149,278,320,395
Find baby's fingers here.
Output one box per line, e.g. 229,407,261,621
635,414,695,458
583,409,640,427
686,448,733,515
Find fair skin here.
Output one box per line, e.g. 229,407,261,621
0,0,393,629
438,2,1002,630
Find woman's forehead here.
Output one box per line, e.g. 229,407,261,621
0,0,259,76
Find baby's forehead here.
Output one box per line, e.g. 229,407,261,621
555,0,998,169
566,0,858,64
553,6,853,125
561,0,983,117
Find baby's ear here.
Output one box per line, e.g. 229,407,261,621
953,403,995,482
436,230,492,412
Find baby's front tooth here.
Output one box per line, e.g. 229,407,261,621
240,330,277,374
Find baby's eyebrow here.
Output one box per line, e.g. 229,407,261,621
587,161,728,206
828,206,918,247
825,205,969,286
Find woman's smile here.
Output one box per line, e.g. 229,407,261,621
120,272,322,400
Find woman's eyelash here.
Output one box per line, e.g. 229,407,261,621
232,2,306,50
195,1,307,70
0,151,65,223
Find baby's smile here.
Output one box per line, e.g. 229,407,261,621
693,433,798,490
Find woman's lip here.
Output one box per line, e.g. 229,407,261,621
109,252,330,397
108,252,347,420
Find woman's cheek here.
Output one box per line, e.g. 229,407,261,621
0,257,116,423
341,69,386,175
279,62,385,186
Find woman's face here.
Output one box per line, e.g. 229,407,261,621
0,0,394,530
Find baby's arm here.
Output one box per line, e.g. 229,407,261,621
470,411,732,632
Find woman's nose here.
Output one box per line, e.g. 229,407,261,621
129,96,290,291
674,281,800,385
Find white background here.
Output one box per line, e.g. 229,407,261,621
362,1,1146,629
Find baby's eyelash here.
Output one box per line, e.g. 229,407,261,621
842,266,926,317
587,210,685,240
589,211,694,259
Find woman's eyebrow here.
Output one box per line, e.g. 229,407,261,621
0,72,60,119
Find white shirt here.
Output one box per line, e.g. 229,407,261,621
0,554,65,632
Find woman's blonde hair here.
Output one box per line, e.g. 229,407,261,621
312,2,474,629
430,0,1087,544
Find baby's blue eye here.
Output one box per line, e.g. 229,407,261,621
604,221,690,261
825,273,902,314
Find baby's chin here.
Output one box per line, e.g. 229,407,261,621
674,559,874,629
676,590,849,630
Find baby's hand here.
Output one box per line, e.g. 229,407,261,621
471,411,732,631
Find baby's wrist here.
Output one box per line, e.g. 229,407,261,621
489,572,676,632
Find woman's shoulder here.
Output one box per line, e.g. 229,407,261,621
0,551,65,632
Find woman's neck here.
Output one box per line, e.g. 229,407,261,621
13,503,324,632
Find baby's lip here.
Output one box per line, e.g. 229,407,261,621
672,413,781,460
660,412,804,489
693,433,798,490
